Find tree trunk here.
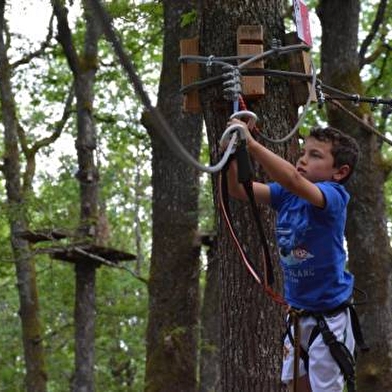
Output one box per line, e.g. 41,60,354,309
73,4,101,391
53,1,101,390
144,1,203,391
74,262,96,391
199,239,221,392
200,1,298,390
0,2,47,391
318,1,392,390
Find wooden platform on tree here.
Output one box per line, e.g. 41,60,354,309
19,229,136,265
52,244,136,264
18,229,69,243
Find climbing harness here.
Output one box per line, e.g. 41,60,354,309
285,300,369,392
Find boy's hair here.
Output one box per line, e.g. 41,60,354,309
309,126,360,183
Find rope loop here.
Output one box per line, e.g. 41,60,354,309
229,110,258,130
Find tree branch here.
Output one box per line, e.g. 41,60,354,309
30,83,75,155
73,247,148,284
361,42,387,66
21,84,75,193
11,13,55,69
51,0,80,75
359,0,387,68
0,1,11,51
365,44,391,94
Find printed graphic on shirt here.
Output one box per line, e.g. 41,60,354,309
280,245,314,266
285,264,316,284
276,204,311,258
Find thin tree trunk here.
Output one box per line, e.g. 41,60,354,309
318,1,392,390
199,239,221,392
73,4,101,390
74,263,96,391
0,2,47,391
143,1,203,391
200,1,297,390
53,1,101,390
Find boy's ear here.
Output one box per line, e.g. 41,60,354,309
333,164,351,182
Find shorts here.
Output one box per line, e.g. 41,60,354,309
281,309,355,392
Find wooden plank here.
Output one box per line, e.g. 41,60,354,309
237,25,263,44
285,32,316,106
180,37,201,113
237,25,264,98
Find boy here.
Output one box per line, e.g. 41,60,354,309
224,119,360,392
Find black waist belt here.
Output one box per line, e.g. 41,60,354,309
292,302,369,352
293,301,351,318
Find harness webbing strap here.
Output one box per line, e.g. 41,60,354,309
235,139,275,286
313,313,356,392
289,310,302,392
219,153,286,306
241,181,275,286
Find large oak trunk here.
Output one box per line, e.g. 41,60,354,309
144,1,203,391
318,1,392,390
200,1,298,390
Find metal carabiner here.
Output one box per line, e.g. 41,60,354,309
229,110,258,131
219,123,246,153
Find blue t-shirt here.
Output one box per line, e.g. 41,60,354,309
268,181,354,311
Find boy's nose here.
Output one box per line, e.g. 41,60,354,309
298,155,307,165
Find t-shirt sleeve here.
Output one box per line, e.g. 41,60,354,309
268,182,286,211
316,182,349,216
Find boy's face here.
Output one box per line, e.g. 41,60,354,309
296,137,342,183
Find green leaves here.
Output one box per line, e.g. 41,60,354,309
0,1,160,389
181,9,197,28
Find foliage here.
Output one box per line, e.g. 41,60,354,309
95,266,149,391
0,0,161,390
198,134,214,233
181,9,197,28
360,1,392,134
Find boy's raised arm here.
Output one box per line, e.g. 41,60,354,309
228,119,325,208
247,136,325,208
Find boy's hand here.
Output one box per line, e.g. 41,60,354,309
229,110,258,131
219,122,242,153
227,118,256,146
220,110,259,153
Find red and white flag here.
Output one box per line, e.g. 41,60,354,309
293,0,312,47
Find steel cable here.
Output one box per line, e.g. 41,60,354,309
89,0,237,173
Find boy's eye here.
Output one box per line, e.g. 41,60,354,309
310,151,322,158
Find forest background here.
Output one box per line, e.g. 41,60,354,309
0,0,391,391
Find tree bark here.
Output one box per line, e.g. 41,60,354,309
74,262,96,391
200,1,298,391
318,1,392,390
144,1,203,391
199,239,221,392
0,2,47,391
53,1,101,390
